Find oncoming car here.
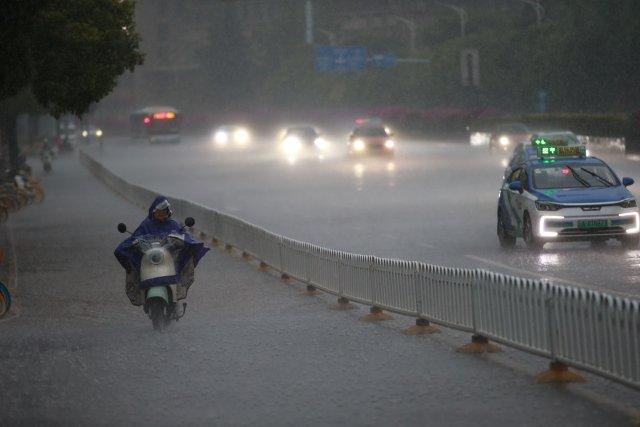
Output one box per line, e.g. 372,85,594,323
80,125,104,142
497,144,639,250
489,123,531,151
348,125,395,156
280,126,328,160
212,125,251,148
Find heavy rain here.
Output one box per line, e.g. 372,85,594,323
2,1,640,425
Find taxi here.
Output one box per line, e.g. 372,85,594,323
497,140,639,250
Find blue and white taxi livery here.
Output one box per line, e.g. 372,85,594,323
497,141,639,250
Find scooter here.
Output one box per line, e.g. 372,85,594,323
117,217,195,330
41,151,52,173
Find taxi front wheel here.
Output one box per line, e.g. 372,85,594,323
523,214,543,251
497,209,516,248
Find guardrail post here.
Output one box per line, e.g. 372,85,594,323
331,252,356,310
302,245,320,296
457,269,501,353
535,294,585,384
279,238,290,282
360,257,392,321
404,262,439,335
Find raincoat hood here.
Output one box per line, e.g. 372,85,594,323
148,196,172,220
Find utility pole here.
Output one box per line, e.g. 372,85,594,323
305,0,314,44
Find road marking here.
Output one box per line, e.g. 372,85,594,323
465,254,639,299
416,242,436,249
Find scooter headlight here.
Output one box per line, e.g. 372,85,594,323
148,249,165,265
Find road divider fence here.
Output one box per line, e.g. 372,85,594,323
80,150,640,391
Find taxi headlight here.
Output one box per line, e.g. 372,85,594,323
535,201,561,211
619,199,637,208
353,139,366,151
539,215,564,237
384,139,395,149
499,136,510,146
620,212,640,233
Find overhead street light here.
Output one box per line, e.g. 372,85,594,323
436,2,468,38
389,15,417,52
516,0,545,25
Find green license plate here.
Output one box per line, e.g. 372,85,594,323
577,219,608,229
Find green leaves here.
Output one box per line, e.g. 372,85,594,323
0,0,143,117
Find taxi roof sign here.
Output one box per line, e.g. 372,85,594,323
532,137,569,147
537,144,586,158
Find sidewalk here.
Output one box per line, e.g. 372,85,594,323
0,154,633,425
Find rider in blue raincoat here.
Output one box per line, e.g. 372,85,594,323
115,196,208,306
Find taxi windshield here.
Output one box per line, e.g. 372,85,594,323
533,164,619,189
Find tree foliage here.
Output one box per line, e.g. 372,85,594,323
0,0,144,117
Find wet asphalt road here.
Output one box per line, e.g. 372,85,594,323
92,136,640,299
0,153,638,425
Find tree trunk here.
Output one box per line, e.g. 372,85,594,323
0,112,19,180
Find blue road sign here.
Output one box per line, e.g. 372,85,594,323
371,53,397,69
315,45,367,73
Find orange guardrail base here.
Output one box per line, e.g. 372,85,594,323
301,285,321,296
403,318,441,335
224,244,233,252
534,361,586,384
210,238,219,247
456,334,502,354
360,306,393,322
280,273,292,283
259,262,269,272
330,297,357,310
241,252,252,261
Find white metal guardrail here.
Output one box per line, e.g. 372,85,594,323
80,150,640,391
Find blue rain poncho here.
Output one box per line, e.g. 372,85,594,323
114,196,209,288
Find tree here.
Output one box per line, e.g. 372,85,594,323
0,0,144,172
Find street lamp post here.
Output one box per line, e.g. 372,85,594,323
305,0,314,44
390,15,417,52
436,2,468,38
516,0,544,25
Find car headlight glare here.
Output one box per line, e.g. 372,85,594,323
499,136,510,146
234,128,250,144
96,129,103,137
384,139,395,149
214,131,228,145
535,201,561,211
82,130,88,137
620,212,640,233
353,139,365,151
314,137,327,150
283,136,301,153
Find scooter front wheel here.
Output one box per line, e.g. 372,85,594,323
148,298,166,331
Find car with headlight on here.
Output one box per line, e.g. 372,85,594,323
348,125,395,156
212,125,251,148
280,126,328,159
80,125,104,143
497,144,639,250
489,123,531,151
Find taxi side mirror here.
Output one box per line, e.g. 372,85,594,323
509,181,523,193
623,177,634,187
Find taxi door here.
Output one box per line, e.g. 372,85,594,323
504,168,526,234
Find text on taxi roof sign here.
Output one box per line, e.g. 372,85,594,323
537,145,586,158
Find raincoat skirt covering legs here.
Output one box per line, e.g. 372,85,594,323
114,196,209,306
